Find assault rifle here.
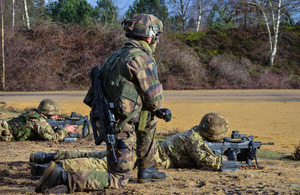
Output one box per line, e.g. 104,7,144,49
47,112,91,139
90,66,119,163
204,131,274,172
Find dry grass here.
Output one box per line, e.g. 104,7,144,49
1,24,299,91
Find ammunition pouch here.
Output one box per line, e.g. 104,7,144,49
114,79,142,123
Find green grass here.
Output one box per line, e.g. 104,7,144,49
0,107,23,120
257,149,286,160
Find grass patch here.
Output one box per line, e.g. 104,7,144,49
257,149,300,168
257,149,286,160
155,129,181,141
0,105,23,120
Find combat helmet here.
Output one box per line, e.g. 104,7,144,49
37,98,61,116
122,14,163,40
199,112,229,141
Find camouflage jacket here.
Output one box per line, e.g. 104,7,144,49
7,109,67,142
84,39,164,131
158,126,226,170
122,39,164,111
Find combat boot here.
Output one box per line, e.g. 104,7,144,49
31,163,49,176
30,152,56,164
35,161,68,193
137,167,166,183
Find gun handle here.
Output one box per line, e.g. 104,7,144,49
82,125,88,137
95,133,105,145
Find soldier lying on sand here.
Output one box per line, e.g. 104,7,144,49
0,98,76,142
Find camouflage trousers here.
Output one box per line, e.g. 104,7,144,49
0,120,13,141
49,115,160,191
49,143,172,192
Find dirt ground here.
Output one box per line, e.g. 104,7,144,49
0,90,300,194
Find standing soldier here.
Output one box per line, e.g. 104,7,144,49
0,98,75,142
35,13,168,193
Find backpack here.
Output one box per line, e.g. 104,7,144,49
99,46,146,123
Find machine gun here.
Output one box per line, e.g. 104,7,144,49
204,131,274,172
47,112,91,139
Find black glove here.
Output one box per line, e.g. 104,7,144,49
155,108,172,122
224,148,237,161
238,149,256,161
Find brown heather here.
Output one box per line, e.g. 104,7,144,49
2,22,300,91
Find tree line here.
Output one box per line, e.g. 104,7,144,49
0,0,299,90
2,0,299,30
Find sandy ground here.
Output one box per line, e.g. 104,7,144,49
0,90,300,194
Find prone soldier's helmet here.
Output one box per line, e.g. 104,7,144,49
122,14,163,40
37,98,61,116
199,112,229,141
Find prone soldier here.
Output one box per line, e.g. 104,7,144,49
0,98,76,142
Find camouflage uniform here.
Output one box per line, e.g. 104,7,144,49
154,126,227,170
0,109,68,142
69,14,164,191
48,125,226,175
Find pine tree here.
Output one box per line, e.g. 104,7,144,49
93,0,118,27
125,0,169,28
46,0,93,26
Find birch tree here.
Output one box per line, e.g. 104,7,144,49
192,0,214,32
12,0,15,27
247,0,282,66
24,0,30,29
168,0,192,31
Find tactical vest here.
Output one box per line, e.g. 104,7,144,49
7,110,40,141
100,46,146,124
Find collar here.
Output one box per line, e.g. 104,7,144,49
124,39,153,56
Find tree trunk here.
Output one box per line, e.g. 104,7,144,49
247,0,282,67
1,1,5,90
269,0,281,67
12,0,15,27
196,0,202,32
24,0,30,29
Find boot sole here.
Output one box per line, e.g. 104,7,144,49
35,161,56,193
137,177,166,184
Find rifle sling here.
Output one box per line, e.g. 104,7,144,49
116,105,142,131
137,109,148,131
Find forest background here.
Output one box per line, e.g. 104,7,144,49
0,0,299,91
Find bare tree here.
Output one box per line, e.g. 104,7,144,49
247,0,282,66
168,0,192,31
191,0,214,31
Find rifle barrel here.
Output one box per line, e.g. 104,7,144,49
261,142,274,145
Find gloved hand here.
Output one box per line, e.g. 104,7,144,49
155,108,172,122
223,148,237,161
